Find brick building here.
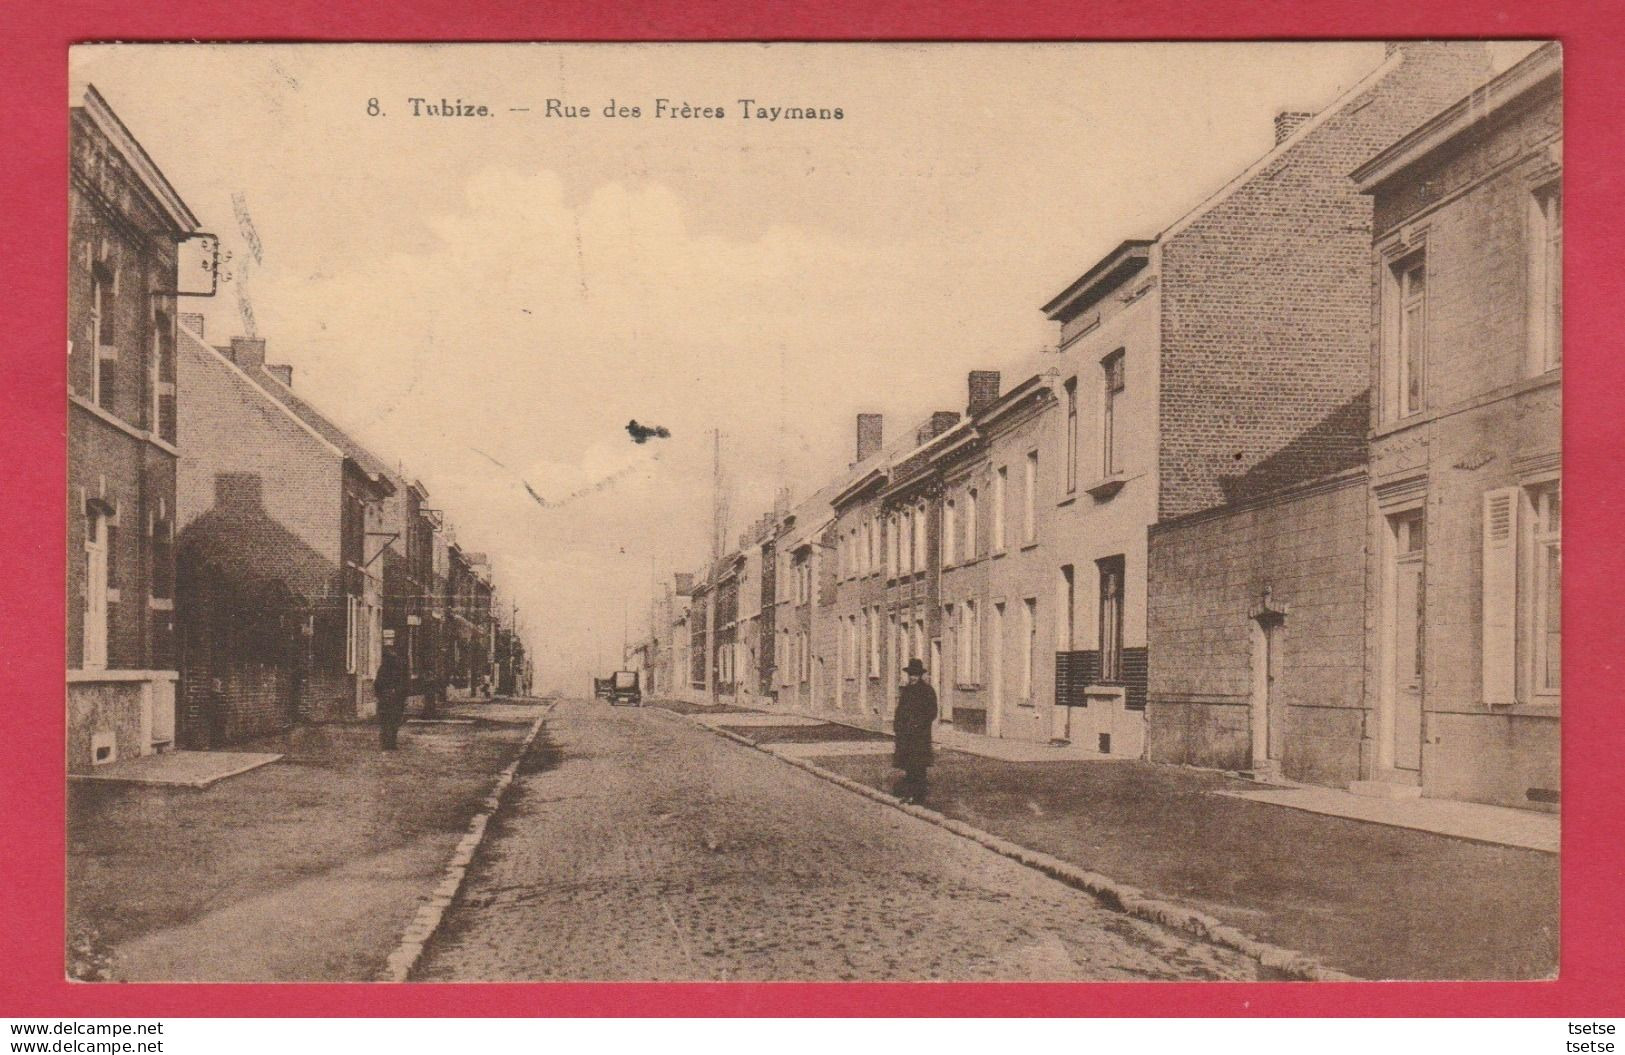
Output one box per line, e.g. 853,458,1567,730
876,409,963,723
1064,42,1494,763
1351,44,1561,809
935,370,1058,740
175,322,343,744
202,332,398,723
1146,469,1368,783
828,415,895,716
67,87,203,771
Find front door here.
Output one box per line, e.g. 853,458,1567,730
1388,512,1426,772
1250,615,1284,773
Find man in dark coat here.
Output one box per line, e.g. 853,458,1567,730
892,658,938,804
374,645,408,751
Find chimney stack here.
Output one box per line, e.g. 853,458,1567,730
967,370,1002,417
856,413,884,462
265,363,293,387
229,336,267,373
917,410,961,445
1273,110,1314,145
179,313,205,338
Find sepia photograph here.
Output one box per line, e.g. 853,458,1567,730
64,40,1560,985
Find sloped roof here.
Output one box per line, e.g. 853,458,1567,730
219,345,397,494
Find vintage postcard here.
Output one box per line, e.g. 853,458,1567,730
65,41,1559,984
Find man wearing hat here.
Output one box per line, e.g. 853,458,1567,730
893,657,939,804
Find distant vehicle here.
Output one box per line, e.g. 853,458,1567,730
609,670,641,707
592,677,614,701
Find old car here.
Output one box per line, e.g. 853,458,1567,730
608,670,641,707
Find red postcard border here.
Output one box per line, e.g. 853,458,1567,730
3,0,1621,1019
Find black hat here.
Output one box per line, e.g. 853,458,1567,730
904,658,927,676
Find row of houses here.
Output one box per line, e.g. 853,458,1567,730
630,42,1561,812
67,84,532,772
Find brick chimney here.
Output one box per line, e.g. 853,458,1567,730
1273,110,1314,145
856,413,884,462
967,370,1001,417
917,410,961,445
229,336,267,373
265,363,293,387
179,313,205,338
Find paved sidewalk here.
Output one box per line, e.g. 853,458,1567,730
67,699,545,981
68,749,282,788
1220,785,1559,854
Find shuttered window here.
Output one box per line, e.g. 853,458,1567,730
1481,488,1518,705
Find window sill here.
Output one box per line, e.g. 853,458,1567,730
955,683,983,692
1373,371,1561,439
1057,493,1078,508
1083,473,1135,500
1020,541,1040,552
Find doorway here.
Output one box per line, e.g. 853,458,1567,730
1385,510,1426,773
1250,611,1285,776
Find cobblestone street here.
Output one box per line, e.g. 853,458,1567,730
414,700,1258,981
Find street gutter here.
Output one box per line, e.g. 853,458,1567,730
381,701,555,982
673,708,1357,983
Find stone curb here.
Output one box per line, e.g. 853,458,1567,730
682,711,1357,982
379,703,554,982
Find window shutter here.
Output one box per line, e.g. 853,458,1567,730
1482,487,1519,705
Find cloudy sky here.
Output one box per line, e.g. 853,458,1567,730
71,42,1529,693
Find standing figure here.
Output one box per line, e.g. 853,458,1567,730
374,645,408,751
892,658,938,804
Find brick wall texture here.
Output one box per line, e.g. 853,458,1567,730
1147,472,1367,785
1157,43,1493,521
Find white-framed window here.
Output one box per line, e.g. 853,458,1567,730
1529,181,1562,373
1064,377,1079,492
1097,554,1126,682
345,595,360,674
993,466,1007,551
1023,451,1038,544
901,510,914,575
966,488,979,558
887,514,899,579
868,607,880,676
1022,597,1038,700
943,499,957,565
1058,564,1076,651
1102,350,1126,476
1388,252,1428,419
82,510,109,670
90,261,118,412
914,502,928,569
1528,482,1561,696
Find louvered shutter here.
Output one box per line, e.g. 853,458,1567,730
1482,487,1519,705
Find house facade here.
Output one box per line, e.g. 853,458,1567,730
1351,43,1562,809
1040,241,1161,756
1113,42,1495,764
67,87,202,771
